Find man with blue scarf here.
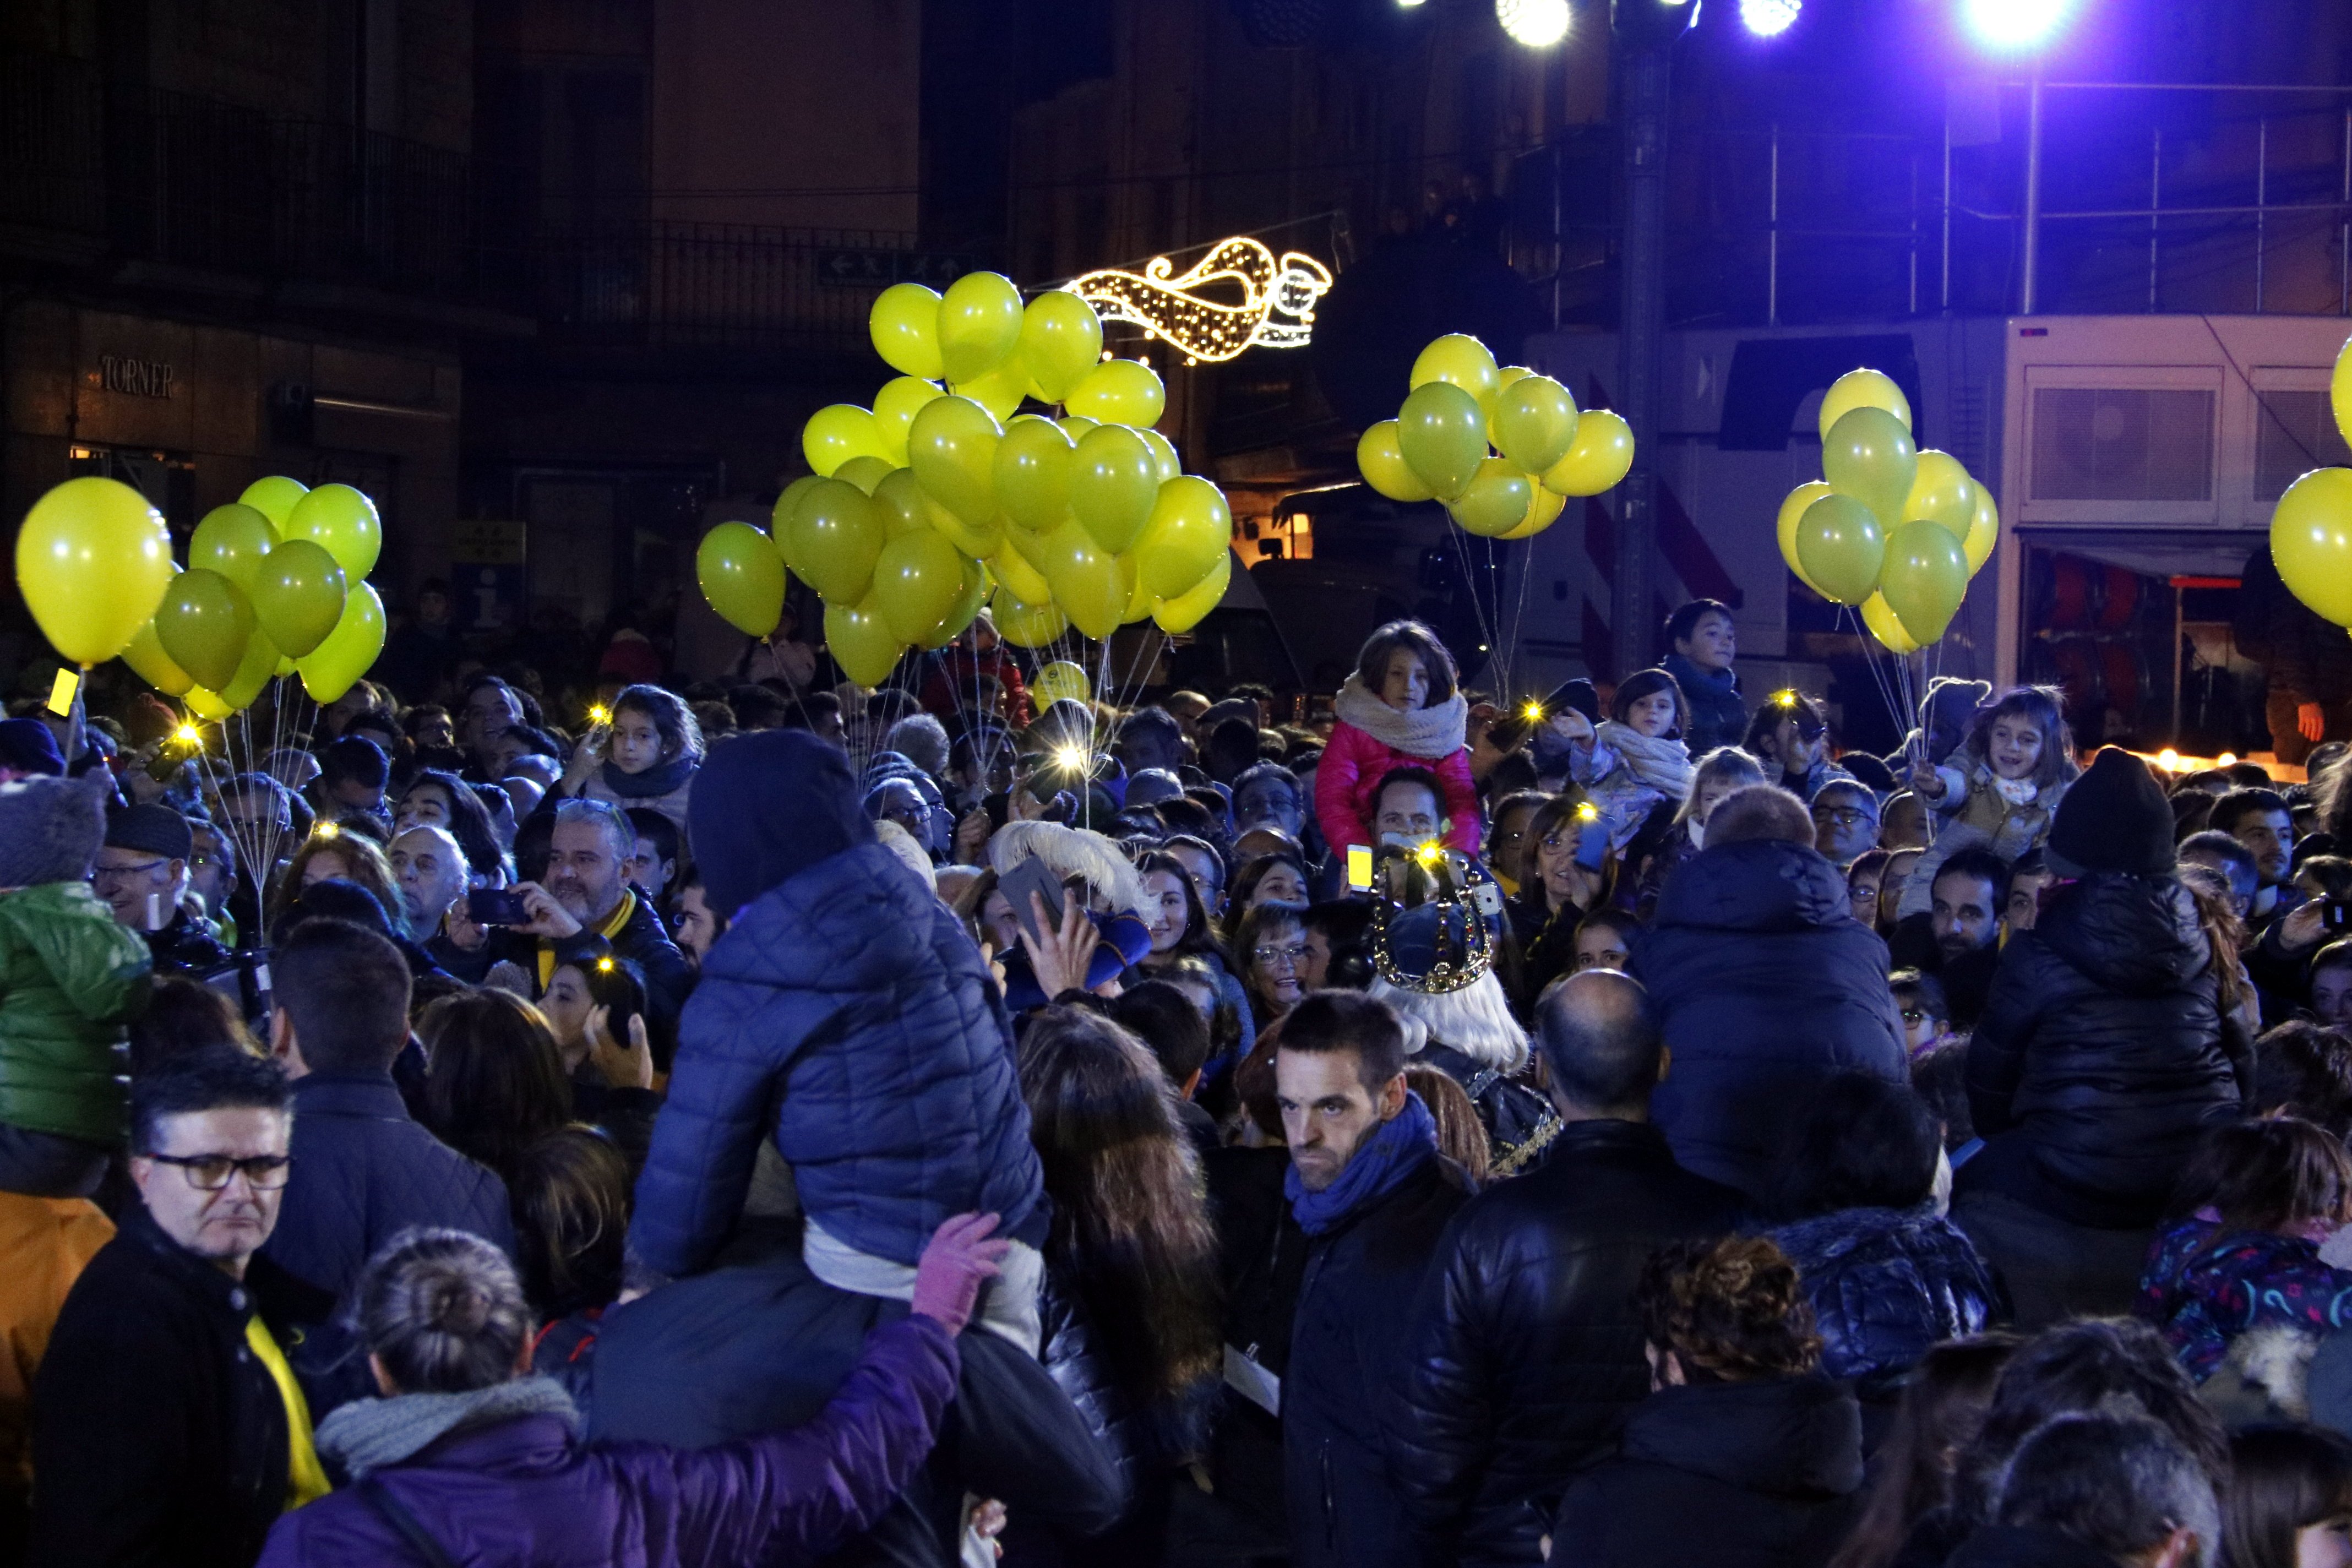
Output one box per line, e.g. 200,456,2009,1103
1275,990,1473,1568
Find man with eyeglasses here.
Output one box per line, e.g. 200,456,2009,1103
1809,779,1881,871
94,804,232,976
32,1046,326,1568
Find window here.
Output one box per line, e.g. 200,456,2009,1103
2253,389,2352,501
2030,386,2214,502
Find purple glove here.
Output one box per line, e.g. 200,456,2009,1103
910,1212,1010,1336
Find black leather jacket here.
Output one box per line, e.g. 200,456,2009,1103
1386,1119,1746,1568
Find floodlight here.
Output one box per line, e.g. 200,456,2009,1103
1740,0,1799,35
1498,0,1571,46
1960,0,2070,51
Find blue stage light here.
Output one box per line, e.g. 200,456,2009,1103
1961,0,2070,51
1740,0,1799,35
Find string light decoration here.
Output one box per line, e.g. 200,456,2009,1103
1064,236,1333,366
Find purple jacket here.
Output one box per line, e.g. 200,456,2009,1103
255,1316,959,1567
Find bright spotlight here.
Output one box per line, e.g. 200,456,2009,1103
1960,0,2070,50
1497,0,1571,46
1740,0,1800,35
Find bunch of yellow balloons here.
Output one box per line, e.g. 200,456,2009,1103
1774,369,2000,655
1354,334,1634,541
2267,335,2352,635
19,473,388,716
696,274,1239,688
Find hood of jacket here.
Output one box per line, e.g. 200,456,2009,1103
1652,837,1850,936
2035,872,2207,996
689,729,871,917
701,837,943,994
1621,1375,1864,1499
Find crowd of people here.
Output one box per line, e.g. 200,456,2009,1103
4,588,2352,1568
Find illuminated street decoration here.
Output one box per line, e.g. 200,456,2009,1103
1064,236,1332,364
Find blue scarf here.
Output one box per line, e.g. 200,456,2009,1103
1285,1091,1439,1237
600,752,697,800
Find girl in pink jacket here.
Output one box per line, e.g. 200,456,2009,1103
1314,620,1483,856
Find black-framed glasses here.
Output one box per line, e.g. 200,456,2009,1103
92,858,169,885
144,1153,292,1191
1254,944,1309,968
1813,808,1875,829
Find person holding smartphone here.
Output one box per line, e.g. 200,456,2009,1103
1511,794,1618,1009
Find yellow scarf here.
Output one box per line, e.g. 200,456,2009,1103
536,889,638,989
244,1315,330,1510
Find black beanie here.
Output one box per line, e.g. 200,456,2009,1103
2045,747,2174,878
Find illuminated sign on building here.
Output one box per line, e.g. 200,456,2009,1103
1064,236,1332,365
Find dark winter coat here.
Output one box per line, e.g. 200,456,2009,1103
255,1319,958,1568
1284,1151,1474,1568
1663,652,1747,758
1963,873,2251,1228
1769,1202,2001,1393
1632,838,1907,1195
1549,1375,1866,1568
1417,1042,1562,1180
1946,1525,2128,1568
630,839,1046,1275
259,1071,516,1302
585,1228,1126,1568
30,1206,308,1568
1389,1119,1747,1568
1204,1146,1309,1542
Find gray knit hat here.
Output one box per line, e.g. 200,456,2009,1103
0,772,112,888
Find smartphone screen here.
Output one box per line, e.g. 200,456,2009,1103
1573,819,1611,872
46,668,77,717
466,888,532,927
1346,845,1374,890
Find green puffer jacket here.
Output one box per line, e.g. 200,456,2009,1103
0,882,152,1145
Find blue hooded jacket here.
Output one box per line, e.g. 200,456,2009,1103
630,732,1045,1273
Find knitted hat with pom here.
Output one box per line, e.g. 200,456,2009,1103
0,772,112,888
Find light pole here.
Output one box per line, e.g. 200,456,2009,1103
1608,0,1696,680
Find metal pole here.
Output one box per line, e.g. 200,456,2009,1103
2149,126,2162,311
2256,116,2268,312
1768,122,1780,327
1941,110,1953,312
2171,582,2184,745
1613,42,1671,683
1909,153,1919,316
2342,107,2350,315
2022,76,2044,314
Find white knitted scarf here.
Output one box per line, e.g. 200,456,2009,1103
1594,720,1695,802
1333,676,1468,761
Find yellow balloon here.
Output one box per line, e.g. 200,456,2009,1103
238,475,309,530
771,476,824,577
873,527,967,644
870,284,944,381
295,581,387,703
1902,450,1976,538
785,478,885,603
1153,551,1232,634
951,360,1030,423
16,476,175,666
872,377,942,465
1795,493,1886,606
803,404,888,478
906,395,1002,526
1777,481,1835,596
1358,421,1436,503
1861,591,1921,655
872,468,935,538
248,540,346,659
1449,459,1537,538
1819,368,1913,442
993,417,1076,532
216,623,281,712
1068,425,1159,554
1963,480,2001,575
1491,375,1580,474
154,568,256,692
938,271,1025,384
1065,359,1167,427
2272,466,2352,627
990,585,1068,648
1880,519,1969,646
282,483,382,580
1498,485,1568,541
988,543,1053,605
1057,415,1099,442
1033,661,1092,708
1409,334,1501,412
1020,292,1105,404
1823,405,1918,530
191,504,280,594
1137,428,1182,486
834,456,894,496
1039,520,1125,641
825,594,905,688
122,616,194,696
1120,550,1153,624
1397,382,1489,502
183,684,232,721
919,558,989,650
697,522,788,636
1136,476,1232,598
1541,409,1635,497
